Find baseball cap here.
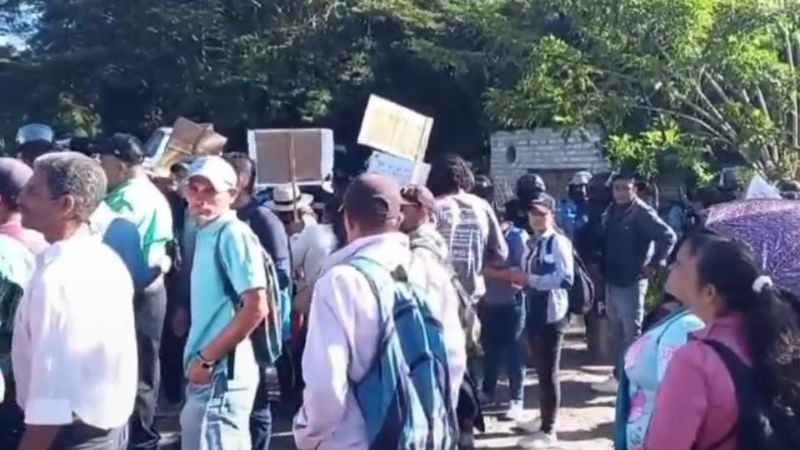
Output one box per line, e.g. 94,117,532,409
401,184,436,211
343,174,403,224
187,156,238,193
93,133,145,164
528,192,556,213
0,157,33,200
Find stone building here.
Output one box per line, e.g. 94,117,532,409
490,128,608,203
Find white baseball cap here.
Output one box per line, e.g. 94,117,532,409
187,156,238,192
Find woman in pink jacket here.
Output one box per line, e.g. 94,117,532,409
644,232,800,449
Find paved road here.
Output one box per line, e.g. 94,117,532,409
158,328,616,449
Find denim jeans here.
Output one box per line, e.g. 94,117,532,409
180,372,257,450
53,423,128,450
606,281,648,378
480,298,526,402
249,371,272,450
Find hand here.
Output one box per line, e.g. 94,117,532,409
642,265,659,279
507,269,529,287
287,220,305,236
172,307,189,338
187,357,214,385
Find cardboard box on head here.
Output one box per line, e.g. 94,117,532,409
247,129,334,186
357,95,433,163
159,117,227,169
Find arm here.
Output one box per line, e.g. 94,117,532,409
528,235,574,291
644,345,708,449
290,227,312,281
293,271,354,449
484,205,509,266
197,226,269,364
638,205,677,268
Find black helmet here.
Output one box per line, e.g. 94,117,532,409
515,172,546,201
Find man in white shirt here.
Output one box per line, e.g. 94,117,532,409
12,152,137,450
293,174,464,450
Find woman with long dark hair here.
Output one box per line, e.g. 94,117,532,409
644,232,800,449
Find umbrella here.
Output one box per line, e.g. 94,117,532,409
705,199,800,295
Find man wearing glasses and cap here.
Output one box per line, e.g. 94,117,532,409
92,133,174,450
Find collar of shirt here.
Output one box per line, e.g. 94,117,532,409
324,232,410,271
38,227,97,266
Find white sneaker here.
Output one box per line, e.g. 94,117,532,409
505,400,525,421
590,376,620,394
516,416,542,433
519,431,559,449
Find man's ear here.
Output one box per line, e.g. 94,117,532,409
57,194,77,219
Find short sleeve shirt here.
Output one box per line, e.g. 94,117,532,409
185,211,267,382
105,176,174,268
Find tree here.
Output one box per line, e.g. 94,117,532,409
487,0,800,179
0,0,516,161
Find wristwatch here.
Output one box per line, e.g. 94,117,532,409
196,351,216,370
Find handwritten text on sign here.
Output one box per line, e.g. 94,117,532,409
358,95,433,162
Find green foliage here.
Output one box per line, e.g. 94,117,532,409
488,0,800,179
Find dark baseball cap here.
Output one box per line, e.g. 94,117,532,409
401,184,436,211
343,174,403,225
0,157,33,199
93,133,145,164
528,192,556,213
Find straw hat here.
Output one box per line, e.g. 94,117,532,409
266,184,314,212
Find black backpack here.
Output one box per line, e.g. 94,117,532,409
701,340,800,450
545,236,596,315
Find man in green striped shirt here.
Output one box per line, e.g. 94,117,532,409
94,134,173,450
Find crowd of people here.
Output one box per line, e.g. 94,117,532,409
0,129,798,450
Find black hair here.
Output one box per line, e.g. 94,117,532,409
222,152,256,194
611,172,637,184
683,232,800,412
427,154,474,197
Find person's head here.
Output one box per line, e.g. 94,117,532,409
17,140,58,168
568,171,591,203
472,175,494,203
666,231,800,408
222,152,257,206
516,172,547,203
527,193,557,234
427,154,473,198
0,158,34,222
611,173,637,205
183,156,238,226
19,152,107,242
93,133,145,190
343,174,404,242
399,184,436,233
170,162,189,186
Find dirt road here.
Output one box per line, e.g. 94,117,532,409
159,328,616,449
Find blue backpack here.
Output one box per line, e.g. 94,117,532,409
348,258,458,450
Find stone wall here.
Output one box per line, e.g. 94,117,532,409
490,128,608,201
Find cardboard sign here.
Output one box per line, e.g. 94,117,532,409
159,117,227,168
248,129,334,186
358,95,433,162
367,151,431,186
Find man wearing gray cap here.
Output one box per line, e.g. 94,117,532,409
294,174,463,450
0,157,47,254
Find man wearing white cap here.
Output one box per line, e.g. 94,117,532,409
179,156,270,450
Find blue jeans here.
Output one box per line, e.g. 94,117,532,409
249,371,272,450
180,373,257,450
481,298,526,402
606,281,648,378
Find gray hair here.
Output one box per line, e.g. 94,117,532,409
34,152,108,222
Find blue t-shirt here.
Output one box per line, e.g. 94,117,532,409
185,211,267,383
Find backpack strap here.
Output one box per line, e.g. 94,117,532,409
698,339,749,450
346,258,393,383
214,222,240,379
